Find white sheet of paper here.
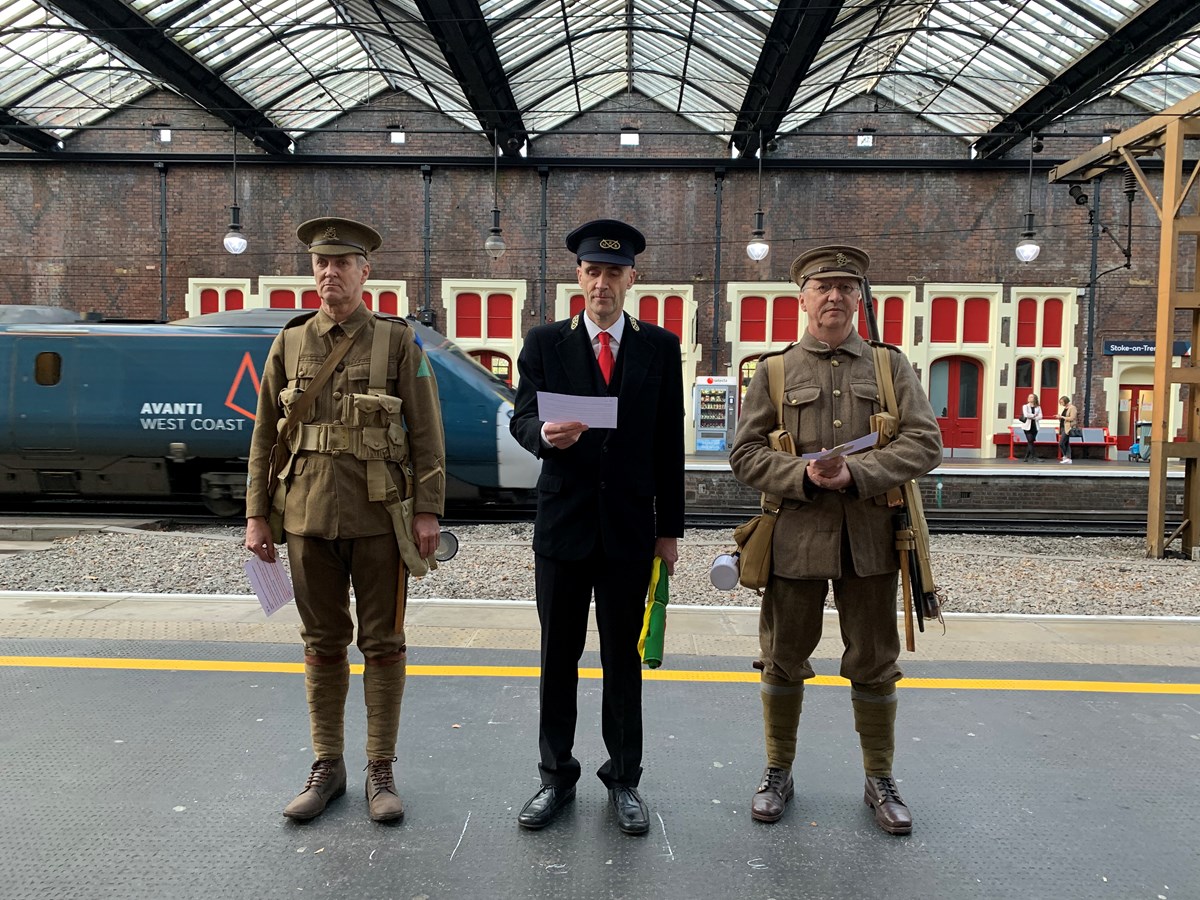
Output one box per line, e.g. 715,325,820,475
800,430,879,460
244,557,295,617
536,391,619,429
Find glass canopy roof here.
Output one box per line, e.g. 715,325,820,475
2,0,1197,146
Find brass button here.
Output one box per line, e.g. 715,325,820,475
331,449,342,457
833,389,841,397
333,420,343,426
834,419,843,427
333,391,343,401
831,360,840,367
335,363,345,373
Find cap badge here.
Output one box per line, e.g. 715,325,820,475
322,226,339,240
599,239,621,250
836,252,848,266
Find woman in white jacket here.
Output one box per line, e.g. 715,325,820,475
1020,393,1043,462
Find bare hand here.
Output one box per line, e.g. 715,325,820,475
806,454,853,491
544,420,588,449
245,516,276,562
413,512,440,560
654,537,679,576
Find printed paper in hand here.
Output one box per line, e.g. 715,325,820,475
536,391,619,429
800,431,879,460
244,557,295,617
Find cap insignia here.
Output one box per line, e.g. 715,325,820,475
322,226,339,240
570,314,580,330
836,251,848,266
599,239,621,250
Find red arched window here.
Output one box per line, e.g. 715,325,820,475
569,294,585,317
1042,297,1063,347
1014,357,1034,413
664,295,684,340
457,293,482,338
1040,358,1060,402
1016,297,1037,347
741,296,767,342
362,291,374,310
225,288,244,311
638,295,659,325
270,289,296,308
200,288,219,315
883,296,903,344
378,291,399,316
931,296,957,342
300,289,320,308
772,296,799,343
471,350,512,385
963,297,989,342
487,294,513,338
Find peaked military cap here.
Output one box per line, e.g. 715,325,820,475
790,244,870,286
296,217,382,256
566,218,646,266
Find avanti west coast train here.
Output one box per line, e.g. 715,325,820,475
0,307,540,515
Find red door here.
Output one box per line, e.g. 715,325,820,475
1116,383,1153,450
929,356,982,454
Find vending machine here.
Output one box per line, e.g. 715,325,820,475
693,375,739,453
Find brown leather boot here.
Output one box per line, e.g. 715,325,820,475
365,758,405,823
863,775,912,835
750,766,794,823
282,757,346,821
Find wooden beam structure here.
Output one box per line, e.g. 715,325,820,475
1049,91,1200,558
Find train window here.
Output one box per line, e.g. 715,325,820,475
35,351,62,386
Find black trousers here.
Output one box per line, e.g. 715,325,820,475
1023,428,1038,458
533,548,652,790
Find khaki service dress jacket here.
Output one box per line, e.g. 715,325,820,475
729,330,942,580
245,303,446,538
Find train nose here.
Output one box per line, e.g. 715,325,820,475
496,401,541,490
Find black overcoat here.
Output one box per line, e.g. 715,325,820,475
510,312,685,561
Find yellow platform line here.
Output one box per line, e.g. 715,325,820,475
1,656,1197,695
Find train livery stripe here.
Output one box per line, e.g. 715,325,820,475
1,656,1198,695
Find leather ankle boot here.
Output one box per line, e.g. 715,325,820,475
863,775,912,835
365,758,405,823
283,757,347,821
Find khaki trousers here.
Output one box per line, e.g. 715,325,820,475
759,565,902,688
287,532,406,659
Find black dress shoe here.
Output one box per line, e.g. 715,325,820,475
609,786,650,835
517,784,576,829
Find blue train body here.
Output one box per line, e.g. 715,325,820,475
0,308,540,513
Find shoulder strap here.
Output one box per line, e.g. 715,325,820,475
767,352,785,429
873,345,899,414
284,327,302,387
368,317,391,395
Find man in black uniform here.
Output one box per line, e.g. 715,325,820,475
509,219,685,835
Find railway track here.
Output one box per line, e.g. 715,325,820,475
0,499,1181,538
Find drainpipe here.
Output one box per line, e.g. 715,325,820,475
539,167,549,324
155,161,168,321
712,168,725,375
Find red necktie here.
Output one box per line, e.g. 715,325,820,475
597,331,614,384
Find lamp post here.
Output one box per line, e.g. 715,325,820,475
1015,135,1040,263
223,130,247,255
484,129,506,260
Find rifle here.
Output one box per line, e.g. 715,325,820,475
863,277,944,650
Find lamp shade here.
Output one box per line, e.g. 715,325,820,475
223,230,247,255
746,238,769,260
1015,238,1040,263
484,230,506,260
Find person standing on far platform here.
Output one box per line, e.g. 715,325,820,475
244,217,446,824
509,218,685,835
729,245,942,835
1058,394,1079,464
1020,393,1043,462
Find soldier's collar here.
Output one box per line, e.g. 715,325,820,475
799,329,865,358
314,302,371,338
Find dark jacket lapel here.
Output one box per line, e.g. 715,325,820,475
555,316,600,395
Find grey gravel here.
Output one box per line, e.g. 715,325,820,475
1,524,1197,617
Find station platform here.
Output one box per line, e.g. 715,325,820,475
1,591,1198,899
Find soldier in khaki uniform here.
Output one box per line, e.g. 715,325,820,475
245,217,445,823
729,246,941,835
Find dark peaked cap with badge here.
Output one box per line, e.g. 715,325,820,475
790,244,871,287
566,218,646,267
297,217,383,257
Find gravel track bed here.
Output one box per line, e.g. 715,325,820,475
2,525,1197,617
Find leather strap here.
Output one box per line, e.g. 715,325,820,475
267,327,360,498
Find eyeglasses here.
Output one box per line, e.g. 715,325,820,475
804,280,861,298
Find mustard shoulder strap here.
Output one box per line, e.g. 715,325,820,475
767,352,785,428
